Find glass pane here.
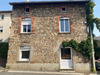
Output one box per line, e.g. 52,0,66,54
23,25,26,32
61,48,71,59
1,15,4,19
0,27,3,30
60,20,64,32
28,25,31,32
65,20,69,32
22,51,30,58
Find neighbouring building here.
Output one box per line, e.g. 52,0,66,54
94,36,100,59
0,11,12,42
7,0,91,72
94,36,100,48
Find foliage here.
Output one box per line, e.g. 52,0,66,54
93,18,100,32
62,38,92,60
0,42,9,59
78,38,92,60
86,1,100,34
62,39,79,51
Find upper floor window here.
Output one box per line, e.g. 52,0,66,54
59,17,70,33
61,7,66,12
0,26,3,32
21,18,31,33
20,46,30,61
1,14,4,20
25,7,30,13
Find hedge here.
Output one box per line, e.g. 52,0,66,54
0,42,8,59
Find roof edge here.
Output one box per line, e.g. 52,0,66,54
0,11,12,13
9,0,90,5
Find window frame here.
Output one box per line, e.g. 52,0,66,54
59,17,70,33
0,26,3,33
20,46,30,61
21,18,32,33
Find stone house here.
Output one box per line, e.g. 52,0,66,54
0,11,12,42
7,0,91,73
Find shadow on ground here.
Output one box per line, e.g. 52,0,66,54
96,69,100,75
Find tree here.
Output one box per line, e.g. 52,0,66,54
86,1,100,72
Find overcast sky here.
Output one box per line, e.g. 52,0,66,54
0,0,100,36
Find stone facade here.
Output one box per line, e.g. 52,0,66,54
7,2,90,72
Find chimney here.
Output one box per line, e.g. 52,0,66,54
26,0,29,2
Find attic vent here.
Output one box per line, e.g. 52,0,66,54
25,7,30,13
61,7,66,12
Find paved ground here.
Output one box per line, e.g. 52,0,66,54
0,72,84,75
0,67,100,75
0,71,99,75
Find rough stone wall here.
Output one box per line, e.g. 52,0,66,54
7,2,89,71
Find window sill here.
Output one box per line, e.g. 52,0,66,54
58,32,71,34
0,19,4,21
17,61,29,63
19,32,34,35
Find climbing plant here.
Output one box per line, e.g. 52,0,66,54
62,38,92,60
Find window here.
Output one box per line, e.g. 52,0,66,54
25,7,30,13
20,46,30,61
21,18,31,33
0,39,2,42
0,26,3,32
1,14,4,20
60,17,70,33
61,7,66,12
61,48,71,59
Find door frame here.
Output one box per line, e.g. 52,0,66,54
60,47,73,69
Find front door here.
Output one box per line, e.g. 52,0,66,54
60,47,73,69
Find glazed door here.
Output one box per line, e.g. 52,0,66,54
60,48,73,69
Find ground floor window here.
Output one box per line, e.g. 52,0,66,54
20,46,30,61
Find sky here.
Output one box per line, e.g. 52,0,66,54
0,0,100,36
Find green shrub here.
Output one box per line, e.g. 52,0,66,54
0,42,9,59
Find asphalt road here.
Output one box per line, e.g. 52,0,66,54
0,72,84,75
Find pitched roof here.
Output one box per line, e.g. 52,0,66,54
94,36,100,41
9,0,89,5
